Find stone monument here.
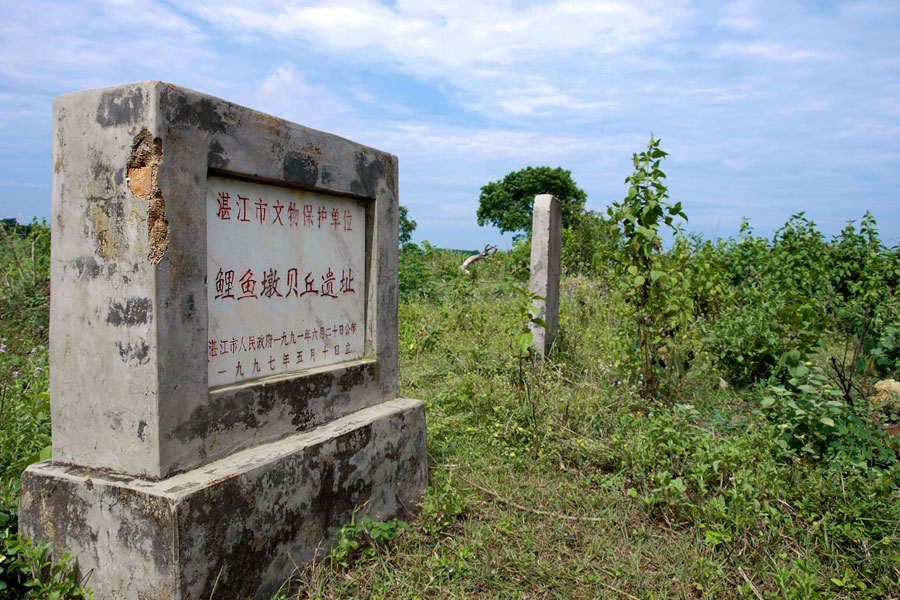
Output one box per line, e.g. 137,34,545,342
528,194,561,357
19,81,426,599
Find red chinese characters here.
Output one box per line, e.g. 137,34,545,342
207,321,360,359
214,266,355,302
208,180,365,386
212,188,359,240
236,195,251,222
238,269,257,300
261,269,282,298
215,269,235,300
216,193,232,220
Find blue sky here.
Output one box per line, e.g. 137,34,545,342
2,0,898,250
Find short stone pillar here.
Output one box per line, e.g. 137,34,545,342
19,81,426,600
528,194,561,357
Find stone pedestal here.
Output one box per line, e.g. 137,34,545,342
21,399,424,600
20,81,426,599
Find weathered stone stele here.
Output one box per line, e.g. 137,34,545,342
19,81,426,600
528,194,561,357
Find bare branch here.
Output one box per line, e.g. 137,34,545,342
459,244,497,274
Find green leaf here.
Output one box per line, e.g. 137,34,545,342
649,270,664,282
633,275,645,287
516,332,533,354
820,417,835,427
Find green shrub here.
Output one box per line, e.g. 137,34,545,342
866,324,900,378
0,347,51,492
497,236,531,280
761,354,897,467
607,136,690,398
703,286,825,386
0,221,50,395
560,210,618,276
398,243,438,300
1,534,93,599
329,515,410,569
828,213,898,328
700,215,837,387
670,233,731,320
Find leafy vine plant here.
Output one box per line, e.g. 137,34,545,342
511,286,547,362
510,285,548,442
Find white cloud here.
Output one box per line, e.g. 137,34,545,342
247,67,349,128
491,81,620,116
712,41,834,62
776,99,831,115
718,16,756,29
717,2,759,30
202,0,680,62
104,0,200,34
677,85,755,103
182,0,688,118
376,123,631,161
2,0,900,248
0,0,206,86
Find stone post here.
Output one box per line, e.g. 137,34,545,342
528,194,561,357
19,81,426,600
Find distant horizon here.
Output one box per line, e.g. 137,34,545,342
2,1,899,249
6,205,896,254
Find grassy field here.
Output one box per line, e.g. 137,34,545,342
2,218,900,599
281,244,900,600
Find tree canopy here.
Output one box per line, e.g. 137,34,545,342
399,205,417,245
476,166,587,234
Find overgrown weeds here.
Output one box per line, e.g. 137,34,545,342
2,201,900,598
287,212,900,598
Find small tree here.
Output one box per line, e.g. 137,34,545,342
608,135,688,398
477,166,586,234
399,205,417,245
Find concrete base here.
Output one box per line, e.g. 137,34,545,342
19,398,426,600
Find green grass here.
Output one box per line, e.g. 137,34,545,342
1,221,54,598
2,228,899,599
0,221,51,502
278,249,900,599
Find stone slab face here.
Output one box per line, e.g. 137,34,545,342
21,398,426,600
206,176,366,387
528,194,561,357
46,81,400,479
21,81,425,599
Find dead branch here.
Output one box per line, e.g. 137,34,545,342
459,244,497,274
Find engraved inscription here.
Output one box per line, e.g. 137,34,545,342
207,175,365,387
